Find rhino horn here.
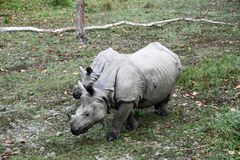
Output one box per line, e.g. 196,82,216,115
78,81,86,92
79,66,86,77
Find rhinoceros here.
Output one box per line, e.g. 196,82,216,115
70,42,181,141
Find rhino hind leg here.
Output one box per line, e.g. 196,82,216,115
126,111,139,131
154,94,170,116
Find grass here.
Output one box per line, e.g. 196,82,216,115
0,0,240,159
178,53,239,91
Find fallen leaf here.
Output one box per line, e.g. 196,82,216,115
1,155,9,160
40,147,45,152
41,69,47,73
200,150,205,154
183,93,190,97
20,69,26,72
12,148,20,155
195,101,203,107
72,72,79,75
172,93,177,97
235,84,240,89
230,108,237,112
5,139,14,144
192,91,198,96
228,150,235,155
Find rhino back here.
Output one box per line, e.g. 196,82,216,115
90,48,121,76
129,42,181,104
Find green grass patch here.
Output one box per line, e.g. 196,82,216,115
178,53,240,91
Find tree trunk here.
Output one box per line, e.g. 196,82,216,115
76,0,86,43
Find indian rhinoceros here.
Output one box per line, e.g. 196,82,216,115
70,42,181,141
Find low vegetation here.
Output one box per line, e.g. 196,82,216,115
0,0,239,159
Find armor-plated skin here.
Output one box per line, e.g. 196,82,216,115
80,48,122,87
70,42,181,141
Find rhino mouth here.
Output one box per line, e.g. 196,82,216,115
71,127,89,135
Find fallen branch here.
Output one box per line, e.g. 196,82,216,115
0,17,237,33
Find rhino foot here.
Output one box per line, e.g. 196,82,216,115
126,121,139,131
154,95,170,117
106,131,117,141
155,109,168,117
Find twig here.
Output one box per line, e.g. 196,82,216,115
0,17,237,33
198,2,218,18
174,141,217,151
175,144,209,151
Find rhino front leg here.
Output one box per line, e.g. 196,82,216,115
126,111,139,131
154,94,170,116
106,102,134,141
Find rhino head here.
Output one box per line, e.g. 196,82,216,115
70,81,108,135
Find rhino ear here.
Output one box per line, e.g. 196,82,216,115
86,83,95,96
86,67,93,75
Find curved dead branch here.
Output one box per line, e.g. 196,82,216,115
0,17,237,33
